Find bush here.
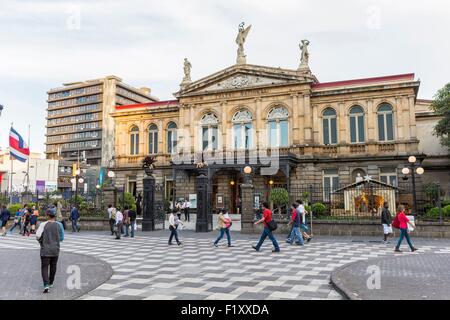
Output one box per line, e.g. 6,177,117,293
311,203,327,216
423,203,435,214
444,205,450,217
8,204,23,214
442,199,450,207
425,207,440,219
119,192,137,212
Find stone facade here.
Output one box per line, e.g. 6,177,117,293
109,59,449,214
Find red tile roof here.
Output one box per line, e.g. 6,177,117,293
312,73,415,90
116,100,178,111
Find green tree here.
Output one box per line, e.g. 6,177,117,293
430,83,450,150
269,188,290,215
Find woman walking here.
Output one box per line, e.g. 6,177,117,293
214,209,233,248
394,205,418,253
168,210,183,246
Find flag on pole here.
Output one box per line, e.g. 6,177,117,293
9,127,30,162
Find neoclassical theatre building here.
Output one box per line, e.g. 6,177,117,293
110,29,449,214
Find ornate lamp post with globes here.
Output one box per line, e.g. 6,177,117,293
402,156,425,215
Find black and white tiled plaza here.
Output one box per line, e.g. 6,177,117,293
1,230,450,300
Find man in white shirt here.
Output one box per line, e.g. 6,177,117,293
114,207,123,240
107,205,115,236
183,199,191,222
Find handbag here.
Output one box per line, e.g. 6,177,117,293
267,219,278,232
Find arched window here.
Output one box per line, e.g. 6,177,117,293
167,122,178,154
323,108,337,145
201,113,219,151
378,104,394,142
130,126,139,155
232,110,253,150
349,106,365,143
267,106,289,147
148,124,158,155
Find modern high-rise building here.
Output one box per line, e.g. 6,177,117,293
45,76,158,167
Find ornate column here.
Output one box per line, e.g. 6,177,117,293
338,102,346,144
292,94,300,145
304,94,313,143
142,174,155,232
367,99,375,142
241,173,255,234
196,172,209,232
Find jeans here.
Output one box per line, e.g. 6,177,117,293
125,221,136,237
115,222,123,239
109,219,115,235
288,227,305,245
9,221,22,233
396,228,414,250
214,228,231,246
72,219,80,232
41,256,59,286
256,227,280,251
169,227,180,244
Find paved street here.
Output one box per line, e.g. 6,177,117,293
1,231,450,300
331,253,450,300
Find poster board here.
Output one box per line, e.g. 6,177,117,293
406,215,416,232
189,194,197,209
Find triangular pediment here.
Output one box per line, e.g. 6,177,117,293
175,64,318,97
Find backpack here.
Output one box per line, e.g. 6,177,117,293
225,218,232,229
392,215,400,229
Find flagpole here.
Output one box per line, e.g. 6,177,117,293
26,124,31,193
9,123,14,201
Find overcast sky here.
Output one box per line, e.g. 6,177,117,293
0,0,449,153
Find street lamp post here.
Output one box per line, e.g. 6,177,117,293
402,156,425,215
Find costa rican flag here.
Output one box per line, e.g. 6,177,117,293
9,127,30,162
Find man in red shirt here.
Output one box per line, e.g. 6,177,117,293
252,202,280,253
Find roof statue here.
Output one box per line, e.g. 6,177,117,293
180,58,192,89
298,39,311,74
236,22,252,65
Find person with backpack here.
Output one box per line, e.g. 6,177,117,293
214,209,233,248
1,205,11,236
22,208,32,237
252,202,280,253
392,205,418,253
286,203,305,246
127,207,137,238
36,209,65,294
70,205,81,233
30,206,39,234
381,202,393,244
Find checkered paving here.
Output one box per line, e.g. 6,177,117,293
1,232,450,300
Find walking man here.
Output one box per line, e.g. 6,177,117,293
36,209,65,294
252,202,280,253
168,210,182,246
183,198,191,222
70,205,81,233
127,206,137,238
286,203,305,246
123,206,130,237
114,207,123,240
1,205,11,236
107,205,115,235
381,202,393,244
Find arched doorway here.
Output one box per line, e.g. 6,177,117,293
212,169,243,214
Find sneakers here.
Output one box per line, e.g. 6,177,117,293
177,242,182,246
213,243,219,248
252,246,260,252
307,237,312,243
228,245,235,248
43,285,50,294
395,248,402,253
272,249,281,253
411,247,419,252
